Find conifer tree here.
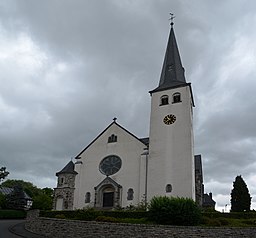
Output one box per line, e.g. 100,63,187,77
230,175,251,212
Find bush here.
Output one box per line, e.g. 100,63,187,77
148,196,201,226
55,214,66,219
32,193,53,210
95,216,119,223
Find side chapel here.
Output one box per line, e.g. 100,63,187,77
53,22,215,210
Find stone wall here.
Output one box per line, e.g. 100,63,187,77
25,214,256,238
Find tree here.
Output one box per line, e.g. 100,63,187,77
231,175,251,212
0,193,7,209
32,193,53,210
0,167,9,182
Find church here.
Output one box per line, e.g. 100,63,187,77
53,22,213,211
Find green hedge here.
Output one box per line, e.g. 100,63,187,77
0,210,26,219
40,209,100,220
203,211,256,219
40,209,147,221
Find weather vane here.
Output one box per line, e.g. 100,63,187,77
169,12,175,26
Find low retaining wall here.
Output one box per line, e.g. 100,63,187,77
25,211,256,238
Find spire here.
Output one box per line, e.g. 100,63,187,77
150,22,187,94
56,161,78,176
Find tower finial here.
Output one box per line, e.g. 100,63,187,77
169,12,175,26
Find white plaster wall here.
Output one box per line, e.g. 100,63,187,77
148,85,195,201
73,123,146,209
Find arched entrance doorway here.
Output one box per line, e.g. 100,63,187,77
94,177,122,209
102,187,115,207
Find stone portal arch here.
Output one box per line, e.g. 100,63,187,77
94,177,122,209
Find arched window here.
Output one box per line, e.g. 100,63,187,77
85,192,91,203
173,93,181,103
166,184,172,193
127,188,134,200
160,95,169,106
58,177,64,185
108,134,117,143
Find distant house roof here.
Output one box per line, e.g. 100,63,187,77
56,161,78,176
203,193,216,208
0,187,32,200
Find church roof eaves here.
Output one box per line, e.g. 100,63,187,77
75,121,148,159
139,137,149,146
149,82,189,94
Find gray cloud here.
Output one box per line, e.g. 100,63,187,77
0,0,255,210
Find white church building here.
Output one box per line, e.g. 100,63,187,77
53,23,207,211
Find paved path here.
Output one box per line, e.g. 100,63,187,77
0,219,44,238
0,220,24,237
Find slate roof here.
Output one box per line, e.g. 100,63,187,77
56,161,78,176
203,193,216,207
0,187,32,200
150,24,189,94
139,137,149,146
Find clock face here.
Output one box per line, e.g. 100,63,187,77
99,155,122,176
163,114,176,125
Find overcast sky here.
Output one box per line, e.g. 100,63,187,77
0,0,256,211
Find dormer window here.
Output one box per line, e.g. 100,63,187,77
160,95,169,106
173,92,181,103
108,134,117,143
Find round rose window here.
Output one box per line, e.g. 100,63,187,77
99,155,122,176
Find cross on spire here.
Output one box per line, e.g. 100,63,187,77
169,12,175,26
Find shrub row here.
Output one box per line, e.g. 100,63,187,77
203,211,256,219
40,209,147,221
0,209,26,219
41,197,201,226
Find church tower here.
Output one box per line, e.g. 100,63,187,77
147,22,195,201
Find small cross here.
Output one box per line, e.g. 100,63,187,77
169,12,175,26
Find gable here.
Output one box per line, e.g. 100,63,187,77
75,121,147,159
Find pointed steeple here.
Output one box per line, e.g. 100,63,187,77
56,161,78,176
150,23,187,93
